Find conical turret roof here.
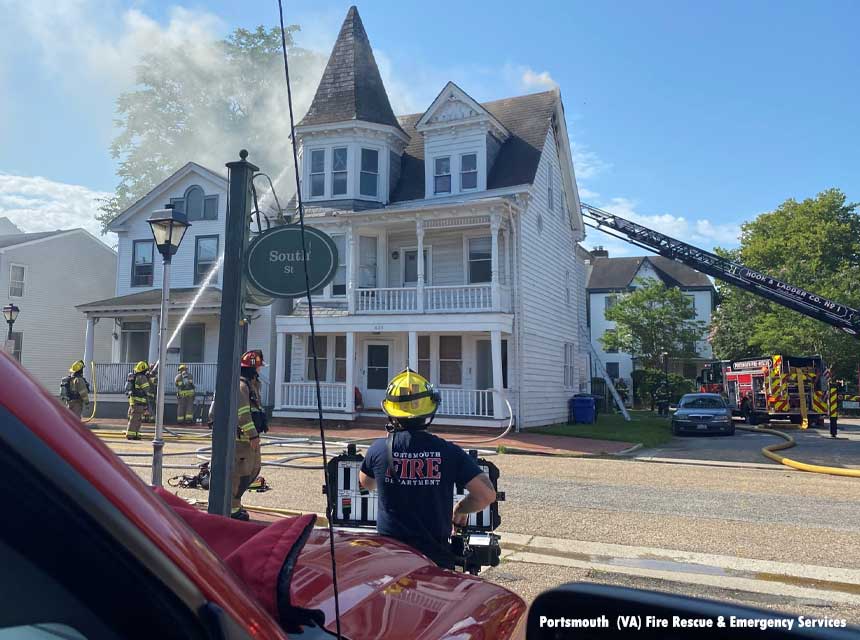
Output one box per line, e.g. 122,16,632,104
298,6,404,132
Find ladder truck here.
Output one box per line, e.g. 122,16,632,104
580,203,860,425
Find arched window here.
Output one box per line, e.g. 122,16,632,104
185,186,204,221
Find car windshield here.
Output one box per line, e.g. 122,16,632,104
680,397,725,409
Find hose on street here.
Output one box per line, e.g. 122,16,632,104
736,424,860,478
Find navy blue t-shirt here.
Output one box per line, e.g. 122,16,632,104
360,430,483,565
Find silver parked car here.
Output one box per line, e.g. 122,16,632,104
671,393,735,436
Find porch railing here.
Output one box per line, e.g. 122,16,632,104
280,382,348,410
356,287,418,313
92,363,218,395
437,388,495,418
353,284,512,314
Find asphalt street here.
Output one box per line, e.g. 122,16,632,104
114,430,860,626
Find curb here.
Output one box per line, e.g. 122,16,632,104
498,445,639,458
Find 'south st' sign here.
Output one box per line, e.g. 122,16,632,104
245,225,338,298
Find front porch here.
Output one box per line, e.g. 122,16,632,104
273,316,515,427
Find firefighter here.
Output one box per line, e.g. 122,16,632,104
143,365,158,423
174,364,196,425
828,380,839,438
126,361,153,440
739,392,752,422
61,360,90,419
655,381,670,417
358,368,496,569
231,351,264,520
248,349,268,434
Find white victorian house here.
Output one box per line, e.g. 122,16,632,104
273,7,590,428
77,163,277,418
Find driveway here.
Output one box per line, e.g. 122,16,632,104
634,418,860,469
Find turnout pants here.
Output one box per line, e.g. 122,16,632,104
177,394,195,423
126,404,145,437
67,400,84,419
830,417,838,437
231,437,262,513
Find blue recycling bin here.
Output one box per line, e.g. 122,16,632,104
568,396,596,424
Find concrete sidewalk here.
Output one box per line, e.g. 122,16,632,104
90,419,635,456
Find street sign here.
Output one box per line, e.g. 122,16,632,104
245,225,338,298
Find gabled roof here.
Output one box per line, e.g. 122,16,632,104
416,82,509,140
391,89,558,203
587,256,713,290
297,6,403,133
107,162,226,230
0,230,69,250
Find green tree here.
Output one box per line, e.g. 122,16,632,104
710,189,860,377
98,25,322,232
600,278,708,369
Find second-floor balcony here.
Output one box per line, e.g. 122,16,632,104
355,284,512,314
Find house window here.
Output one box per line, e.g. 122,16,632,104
606,362,620,379
9,264,25,297
460,153,477,190
194,235,219,285
439,336,462,385
131,240,154,287
418,336,431,380
604,295,617,312
403,248,429,285
563,343,575,388
310,149,325,197
468,236,491,283
120,322,150,362
548,170,554,211
603,329,618,353
331,235,346,296
332,147,348,196
434,157,451,194
360,149,378,197
359,236,378,288
180,324,205,362
334,335,346,382
172,186,218,221
306,335,328,381
8,331,22,362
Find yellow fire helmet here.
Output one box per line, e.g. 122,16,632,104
178,364,188,371
69,360,85,374
134,361,149,373
382,368,441,429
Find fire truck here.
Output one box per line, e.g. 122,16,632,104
707,355,827,426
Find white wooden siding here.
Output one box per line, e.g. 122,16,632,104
423,126,488,198
115,171,227,296
1,231,116,391
517,128,585,428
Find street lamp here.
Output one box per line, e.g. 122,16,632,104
2,304,20,341
147,204,190,487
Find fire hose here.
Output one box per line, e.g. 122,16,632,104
736,425,860,478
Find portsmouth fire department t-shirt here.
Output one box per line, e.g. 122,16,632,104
360,429,483,566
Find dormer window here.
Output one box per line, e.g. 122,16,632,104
310,150,326,197
434,157,451,194
360,149,379,197
332,147,348,196
460,153,477,190
171,185,217,221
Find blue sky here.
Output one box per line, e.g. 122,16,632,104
0,0,857,251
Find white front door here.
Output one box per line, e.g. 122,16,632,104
364,341,391,410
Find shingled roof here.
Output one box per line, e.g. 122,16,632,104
391,90,557,202
0,230,70,250
587,256,713,290
298,6,403,132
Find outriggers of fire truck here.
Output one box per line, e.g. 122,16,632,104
713,355,827,426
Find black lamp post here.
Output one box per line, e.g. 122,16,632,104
147,205,190,486
2,303,20,342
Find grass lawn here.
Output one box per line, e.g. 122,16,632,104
532,410,672,448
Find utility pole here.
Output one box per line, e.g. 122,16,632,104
209,150,258,516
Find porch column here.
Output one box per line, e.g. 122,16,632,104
491,330,505,419
408,331,418,371
148,315,159,364
490,213,501,310
346,331,355,413
502,227,510,286
416,218,425,312
83,315,96,375
347,224,356,314
275,331,286,409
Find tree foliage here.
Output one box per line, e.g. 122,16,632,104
631,369,693,409
97,25,322,232
600,278,708,370
710,189,860,377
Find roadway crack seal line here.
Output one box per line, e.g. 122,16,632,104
737,425,860,478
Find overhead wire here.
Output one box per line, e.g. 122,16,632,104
276,2,342,636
